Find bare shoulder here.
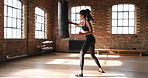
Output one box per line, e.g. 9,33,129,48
85,20,91,26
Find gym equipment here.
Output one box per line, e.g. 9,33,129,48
58,0,69,39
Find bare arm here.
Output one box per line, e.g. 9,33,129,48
69,21,83,26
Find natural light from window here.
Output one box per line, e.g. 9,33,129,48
4,0,22,39
35,7,46,39
70,6,91,34
112,4,136,34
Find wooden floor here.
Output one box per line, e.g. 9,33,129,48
0,53,148,78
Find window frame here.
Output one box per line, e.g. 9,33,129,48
4,0,23,39
111,4,136,34
70,6,91,34
35,7,46,39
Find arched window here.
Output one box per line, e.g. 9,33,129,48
70,6,91,34
112,4,136,34
4,0,23,38
35,7,46,39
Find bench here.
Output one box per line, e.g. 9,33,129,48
40,41,53,55
95,49,146,57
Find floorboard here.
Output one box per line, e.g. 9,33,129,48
0,53,148,78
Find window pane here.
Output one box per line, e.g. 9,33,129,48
8,7,12,17
118,20,123,26
17,19,21,28
4,0,8,5
16,29,21,38
75,27,81,34
12,19,17,28
118,12,123,19
71,25,75,27
112,5,117,11
4,0,22,39
129,27,134,34
18,10,22,18
41,11,44,16
37,16,39,23
123,20,128,26
129,12,134,18
35,15,37,22
76,7,80,13
13,9,17,18
13,0,17,8
81,6,86,10
6,28,12,38
123,12,128,19
112,20,117,26
76,14,80,20
118,4,123,11
123,27,128,34
70,6,91,34
129,5,135,11
71,7,75,13
112,4,135,34
4,28,7,38
13,29,17,38
117,27,123,34
41,24,44,31
36,16,40,23
7,17,12,27
41,17,44,23
35,7,39,14
7,0,13,6
71,28,76,34
35,7,46,39
112,27,117,34
35,23,39,30
35,31,39,38
17,1,22,9
123,4,129,11
129,20,134,26
71,14,75,20
112,12,117,19
4,17,7,27
39,16,42,23
41,32,44,38
76,20,80,24
4,6,7,16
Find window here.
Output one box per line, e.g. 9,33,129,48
35,7,46,39
4,0,23,39
112,4,136,34
70,6,91,34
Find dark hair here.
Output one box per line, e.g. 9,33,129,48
79,9,94,21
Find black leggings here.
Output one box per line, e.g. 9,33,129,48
80,35,102,70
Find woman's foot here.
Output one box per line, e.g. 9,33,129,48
75,73,83,77
98,68,105,73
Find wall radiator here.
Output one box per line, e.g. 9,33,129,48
69,40,85,50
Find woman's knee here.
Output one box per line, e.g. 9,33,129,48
90,54,97,59
80,50,85,56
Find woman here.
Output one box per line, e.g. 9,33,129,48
69,9,105,77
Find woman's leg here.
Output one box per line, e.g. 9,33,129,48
89,44,102,68
80,41,90,70
76,40,90,77
89,44,105,73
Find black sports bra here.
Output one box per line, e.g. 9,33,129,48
82,21,89,31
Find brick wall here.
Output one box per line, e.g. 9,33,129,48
0,0,53,61
0,0,147,61
53,0,148,52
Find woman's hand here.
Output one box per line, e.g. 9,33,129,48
69,21,74,24
79,32,84,35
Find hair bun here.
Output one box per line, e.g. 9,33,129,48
86,9,90,13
